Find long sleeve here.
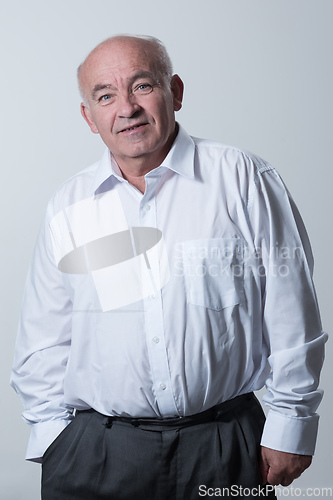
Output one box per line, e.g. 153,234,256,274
247,160,327,455
10,206,74,463
10,130,328,462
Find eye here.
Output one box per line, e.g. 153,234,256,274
134,83,153,94
99,94,114,104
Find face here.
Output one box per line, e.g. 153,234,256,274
80,39,183,173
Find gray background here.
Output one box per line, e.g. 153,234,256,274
1,0,332,498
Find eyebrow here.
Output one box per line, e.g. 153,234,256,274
130,71,156,82
91,71,157,100
91,84,115,101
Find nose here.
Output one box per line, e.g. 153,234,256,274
117,92,141,118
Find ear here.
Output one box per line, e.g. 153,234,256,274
171,74,184,112
80,102,99,134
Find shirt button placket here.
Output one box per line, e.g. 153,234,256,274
140,195,177,416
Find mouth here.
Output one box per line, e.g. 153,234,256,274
119,123,148,134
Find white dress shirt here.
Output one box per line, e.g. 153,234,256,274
11,124,327,462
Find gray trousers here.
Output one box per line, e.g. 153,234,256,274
41,393,276,499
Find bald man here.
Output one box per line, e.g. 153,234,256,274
11,35,326,500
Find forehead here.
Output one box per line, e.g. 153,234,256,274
82,40,157,90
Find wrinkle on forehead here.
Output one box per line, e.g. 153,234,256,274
79,37,164,103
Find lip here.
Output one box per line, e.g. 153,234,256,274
119,123,148,134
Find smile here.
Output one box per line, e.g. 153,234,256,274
120,124,147,133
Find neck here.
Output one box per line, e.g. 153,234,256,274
114,124,179,194
117,154,161,179
120,170,146,194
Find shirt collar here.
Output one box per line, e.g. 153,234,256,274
90,123,195,195
157,123,195,179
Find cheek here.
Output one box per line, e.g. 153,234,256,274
147,94,172,121
153,104,174,128
96,113,116,134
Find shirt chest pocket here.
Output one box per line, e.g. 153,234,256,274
182,238,245,311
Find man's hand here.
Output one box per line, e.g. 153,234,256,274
260,446,312,486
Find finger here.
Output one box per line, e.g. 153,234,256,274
259,449,269,485
259,463,268,485
266,468,283,486
281,477,293,487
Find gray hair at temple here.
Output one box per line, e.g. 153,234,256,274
77,34,174,104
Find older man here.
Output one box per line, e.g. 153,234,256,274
11,35,326,499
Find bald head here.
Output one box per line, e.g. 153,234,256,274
77,34,184,179
78,35,173,104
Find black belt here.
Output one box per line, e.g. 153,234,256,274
77,392,254,430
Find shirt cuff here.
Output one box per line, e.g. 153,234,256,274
260,409,319,455
25,418,73,463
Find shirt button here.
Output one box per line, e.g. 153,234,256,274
153,336,160,344
149,293,156,299
160,383,167,390
143,204,151,212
